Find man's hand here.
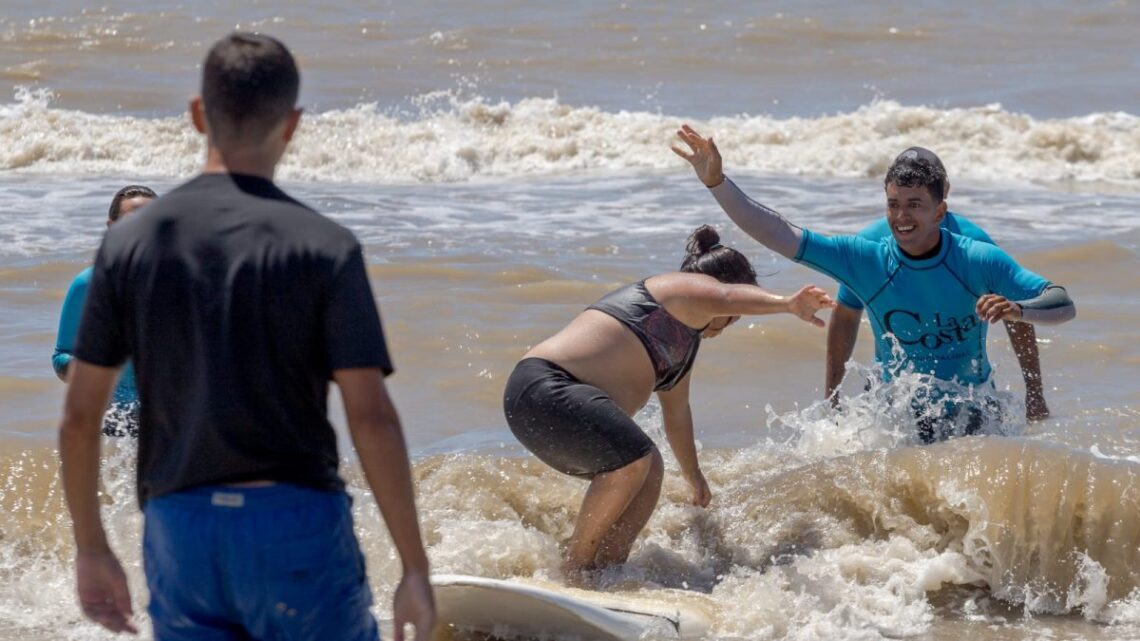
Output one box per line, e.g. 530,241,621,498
684,469,712,508
392,571,437,641
1026,385,1050,422
671,124,725,188
787,285,836,328
976,294,1022,323
76,550,137,634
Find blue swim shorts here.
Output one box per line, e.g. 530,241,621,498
143,484,379,641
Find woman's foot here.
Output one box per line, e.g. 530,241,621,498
561,560,599,588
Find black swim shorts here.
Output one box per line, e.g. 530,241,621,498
914,395,1003,444
503,358,655,479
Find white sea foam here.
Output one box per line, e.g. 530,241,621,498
5,395,1140,640
767,358,1024,461
2,88,1138,188
0,442,144,641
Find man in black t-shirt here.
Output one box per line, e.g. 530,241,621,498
58,33,436,641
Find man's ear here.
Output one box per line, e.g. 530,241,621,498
282,107,303,143
190,96,208,134
935,199,948,223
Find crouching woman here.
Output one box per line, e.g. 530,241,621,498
503,225,835,580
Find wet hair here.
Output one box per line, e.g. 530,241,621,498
884,146,947,203
108,185,157,222
200,32,299,144
679,225,758,285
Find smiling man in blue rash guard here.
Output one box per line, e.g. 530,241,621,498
673,125,1075,443
826,148,1053,423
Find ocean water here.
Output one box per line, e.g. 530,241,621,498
1,2,1139,640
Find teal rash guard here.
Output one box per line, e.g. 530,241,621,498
834,213,995,309
54,266,139,406
708,176,1073,389
796,227,1048,385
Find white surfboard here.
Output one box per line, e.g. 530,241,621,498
431,574,712,641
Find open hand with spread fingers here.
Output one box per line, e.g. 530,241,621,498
671,124,725,188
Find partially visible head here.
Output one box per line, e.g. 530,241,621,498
680,225,757,338
884,146,948,203
680,225,758,285
107,184,157,225
883,147,948,255
700,313,738,339
196,32,300,149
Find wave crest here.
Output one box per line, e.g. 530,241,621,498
2,87,1138,188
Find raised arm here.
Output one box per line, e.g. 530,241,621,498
334,368,436,641
656,374,710,508
672,124,803,259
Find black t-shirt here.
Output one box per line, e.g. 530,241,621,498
75,173,393,506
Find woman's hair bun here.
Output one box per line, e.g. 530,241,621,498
686,224,721,256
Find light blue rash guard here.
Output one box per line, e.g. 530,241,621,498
796,228,1050,385
53,266,138,406
835,212,996,309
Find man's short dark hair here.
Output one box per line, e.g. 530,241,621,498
884,146,947,203
108,185,157,222
201,32,299,144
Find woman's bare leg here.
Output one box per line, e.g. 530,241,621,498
594,448,663,567
562,450,658,578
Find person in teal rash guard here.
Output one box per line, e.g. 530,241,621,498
53,185,156,437
826,148,1053,423
673,126,1076,443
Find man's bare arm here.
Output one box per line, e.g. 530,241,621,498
60,360,138,634
1004,320,1050,421
333,368,436,641
672,125,803,259
826,304,863,406
60,361,116,551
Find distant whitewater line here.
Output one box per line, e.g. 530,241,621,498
2,87,1138,187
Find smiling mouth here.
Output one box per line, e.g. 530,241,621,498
894,224,916,234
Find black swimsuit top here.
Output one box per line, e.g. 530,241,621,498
586,281,702,391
